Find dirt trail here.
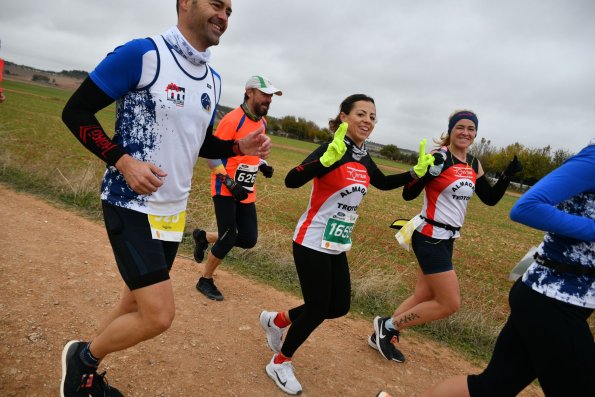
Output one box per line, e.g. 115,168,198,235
0,184,543,396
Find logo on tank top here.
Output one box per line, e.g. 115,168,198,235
453,165,474,178
201,93,212,112
165,83,185,107
346,166,368,183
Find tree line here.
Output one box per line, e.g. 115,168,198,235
264,114,573,187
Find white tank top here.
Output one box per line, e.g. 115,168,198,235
101,35,220,215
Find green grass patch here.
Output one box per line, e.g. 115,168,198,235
5,79,589,364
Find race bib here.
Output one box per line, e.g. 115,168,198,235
395,214,423,251
321,212,358,251
234,163,259,192
148,211,186,242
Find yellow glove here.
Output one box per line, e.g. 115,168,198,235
411,139,435,178
320,122,348,167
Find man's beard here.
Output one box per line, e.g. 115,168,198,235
256,104,269,117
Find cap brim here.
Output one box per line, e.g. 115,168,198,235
257,87,283,96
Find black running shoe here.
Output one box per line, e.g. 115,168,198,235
196,277,224,301
192,229,209,263
368,332,405,363
373,316,404,362
60,340,124,397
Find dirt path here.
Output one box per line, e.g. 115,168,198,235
0,184,543,397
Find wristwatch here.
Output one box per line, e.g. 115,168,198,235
223,175,237,189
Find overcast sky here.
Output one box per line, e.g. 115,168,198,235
2,0,594,154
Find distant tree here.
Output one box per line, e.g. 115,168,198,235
60,70,89,79
380,144,400,161
471,137,494,163
32,74,50,83
552,148,572,168
315,128,330,142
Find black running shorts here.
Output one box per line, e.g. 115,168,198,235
102,201,178,290
411,230,454,275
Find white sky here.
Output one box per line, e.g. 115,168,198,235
2,0,594,153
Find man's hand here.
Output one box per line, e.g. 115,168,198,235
504,155,523,177
259,162,274,178
217,173,249,201
237,126,271,158
320,122,348,167
115,154,167,195
411,139,435,178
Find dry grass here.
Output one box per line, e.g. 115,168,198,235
2,79,592,362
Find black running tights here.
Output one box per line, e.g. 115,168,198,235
280,242,350,358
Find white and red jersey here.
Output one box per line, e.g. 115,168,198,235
292,141,377,255
294,162,370,254
418,148,479,239
289,139,413,254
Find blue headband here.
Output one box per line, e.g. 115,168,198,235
448,111,478,134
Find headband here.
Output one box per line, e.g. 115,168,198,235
448,111,478,134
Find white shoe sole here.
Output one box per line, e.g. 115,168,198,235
265,363,302,395
373,317,392,360
367,335,378,350
259,311,280,353
60,340,81,397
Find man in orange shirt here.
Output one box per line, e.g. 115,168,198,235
193,75,281,300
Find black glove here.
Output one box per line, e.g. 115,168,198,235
217,174,249,201
259,163,274,178
503,155,523,177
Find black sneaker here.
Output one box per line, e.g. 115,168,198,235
192,229,209,263
373,316,405,362
60,340,124,397
368,332,405,363
196,277,224,301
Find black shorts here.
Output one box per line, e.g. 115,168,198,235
102,201,179,290
411,230,454,275
468,280,595,396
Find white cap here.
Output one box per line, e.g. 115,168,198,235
245,75,282,96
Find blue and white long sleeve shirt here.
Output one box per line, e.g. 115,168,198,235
510,139,595,308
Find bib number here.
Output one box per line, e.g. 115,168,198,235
321,213,358,251
148,211,186,242
234,163,258,192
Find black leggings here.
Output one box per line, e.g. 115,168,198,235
468,280,595,397
210,196,258,259
280,242,351,358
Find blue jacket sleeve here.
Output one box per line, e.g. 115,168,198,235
509,145,595,241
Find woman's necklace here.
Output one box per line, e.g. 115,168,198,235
448,146,470,169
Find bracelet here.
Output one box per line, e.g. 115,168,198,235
409,167,419,179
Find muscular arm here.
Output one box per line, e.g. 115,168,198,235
61,77,127,165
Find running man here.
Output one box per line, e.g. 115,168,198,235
59,1,270,395
193,75,281,301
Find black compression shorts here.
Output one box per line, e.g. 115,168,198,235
102,201,179,290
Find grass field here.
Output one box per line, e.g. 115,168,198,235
2,79,578,362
